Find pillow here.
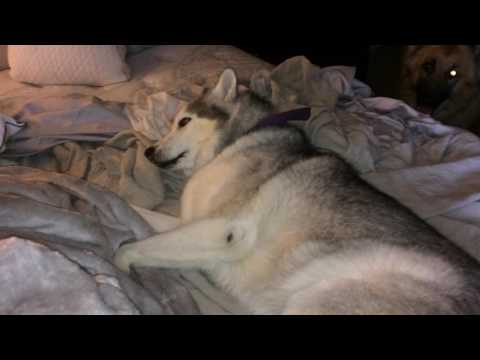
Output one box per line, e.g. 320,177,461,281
8,45,131,86
0,45,8,70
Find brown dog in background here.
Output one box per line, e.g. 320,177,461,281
401,45,480,135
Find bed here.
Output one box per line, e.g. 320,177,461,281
1,45,480,315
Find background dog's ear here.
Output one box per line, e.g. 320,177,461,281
405,45,422,58
211,69,238,102
250,70,273,102
473,45,480,58
473,45,480,83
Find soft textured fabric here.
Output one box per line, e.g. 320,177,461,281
0,114,24,154
0,95,131,157
2,131,186,211
8,45,131,86
0,167,201,315
0,45,8,70
141,45,273,91
0,95,185,210
0,45,273,105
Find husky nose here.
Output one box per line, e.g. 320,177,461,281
145,147,158,162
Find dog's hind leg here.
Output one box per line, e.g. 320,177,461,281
114,217,257,273
130,205,181,233
281,276,454,315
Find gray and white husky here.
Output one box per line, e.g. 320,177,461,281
115,69,480,315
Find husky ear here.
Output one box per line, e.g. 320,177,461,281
211,69,238,102
250,70,273,102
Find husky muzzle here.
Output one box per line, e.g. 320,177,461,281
145,147,187,168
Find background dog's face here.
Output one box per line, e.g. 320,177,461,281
404,45,477,112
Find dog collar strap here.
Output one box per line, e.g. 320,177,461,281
251,107,311,132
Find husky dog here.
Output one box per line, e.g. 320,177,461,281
115,69,480,315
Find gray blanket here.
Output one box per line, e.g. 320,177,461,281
0,95,131,157
0,114,24,154
0,166,201,315
1,96,188,315
5,131,185,212
0,96,246,315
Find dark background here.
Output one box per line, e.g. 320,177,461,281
238,45,371,82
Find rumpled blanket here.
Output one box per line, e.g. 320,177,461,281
0,94,186,211
268,56,480,262
0,167,201,315
0,95,131,157
0,114,24,154
0,85,249,315
5,130,185,212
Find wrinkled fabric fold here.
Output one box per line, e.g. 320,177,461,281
0,167,201,315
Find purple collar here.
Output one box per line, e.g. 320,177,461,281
251,107,311,133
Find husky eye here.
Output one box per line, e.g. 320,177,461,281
178,117,192,128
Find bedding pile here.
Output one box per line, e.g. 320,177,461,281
0,167,199,315
270,57,480,261
0,95,131,157
1,46,480,315
0,114,24,154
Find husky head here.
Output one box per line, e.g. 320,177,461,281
146,68,275,175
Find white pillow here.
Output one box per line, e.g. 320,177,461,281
0,45,8,70
8,45,131,86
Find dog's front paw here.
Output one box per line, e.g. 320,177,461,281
114,244,137,274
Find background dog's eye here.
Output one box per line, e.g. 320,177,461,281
448,67,458,79
178,117,192,128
